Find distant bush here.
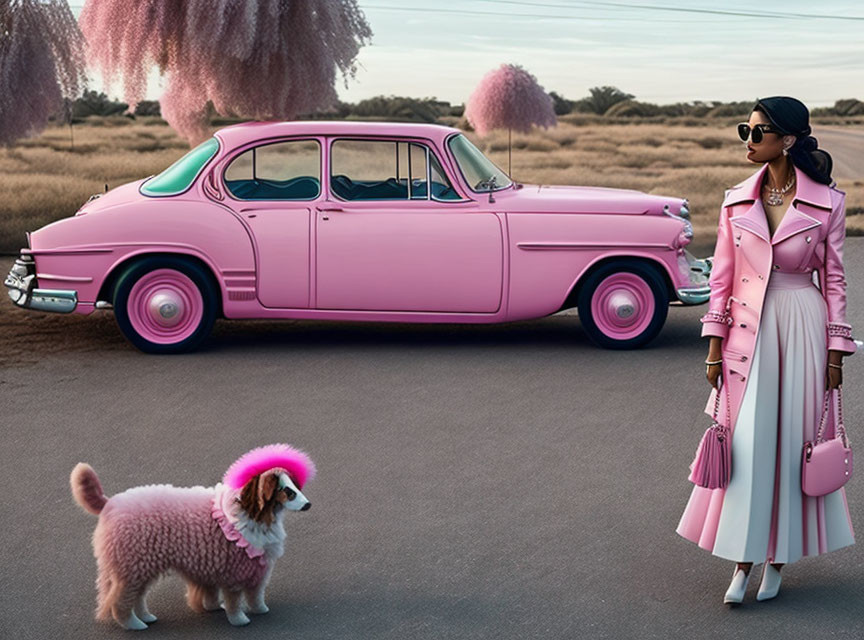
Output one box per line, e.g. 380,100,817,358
72,91,129,118
549,91,574,115
833,99,864,116
604,100,662,117
349,95,451,122
581,86,635,115
134,100,161,117
705,103,752,118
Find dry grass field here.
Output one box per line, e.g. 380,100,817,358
2,114,863,257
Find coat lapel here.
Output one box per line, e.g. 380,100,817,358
723,163,832,245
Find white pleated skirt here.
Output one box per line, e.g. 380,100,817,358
709,270,855,564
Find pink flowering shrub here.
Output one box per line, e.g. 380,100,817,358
0,0,87,146
79,0,373,144
464,63,557,137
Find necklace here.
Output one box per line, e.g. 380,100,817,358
762,170,796,206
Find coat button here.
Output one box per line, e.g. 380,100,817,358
773,264,780,269
758,274,764,279
742,277,749,282
741,356,748,361
740,323,747,328
806,236,812,243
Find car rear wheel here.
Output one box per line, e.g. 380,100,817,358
576,260,668,349
113,256,218,354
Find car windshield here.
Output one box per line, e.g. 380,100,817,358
140,137,220,197
447,133,512,192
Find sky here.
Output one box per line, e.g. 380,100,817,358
69,0,864,108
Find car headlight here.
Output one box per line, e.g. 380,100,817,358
664,202,693,240
663,200,690,220
681,218,693,238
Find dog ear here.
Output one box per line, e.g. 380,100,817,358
238,468,285,525
257,469,281,512
238,474,262,520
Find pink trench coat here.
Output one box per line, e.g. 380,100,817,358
699,162,857,432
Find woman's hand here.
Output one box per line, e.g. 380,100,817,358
706,336,723,389
707,363,723,389
826,349,844,389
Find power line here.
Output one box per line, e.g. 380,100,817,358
361,4,709,23
476,0,864,21
65,1,864,23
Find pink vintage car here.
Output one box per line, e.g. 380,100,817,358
5,121,711,353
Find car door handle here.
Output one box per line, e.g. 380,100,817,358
317,206,343,212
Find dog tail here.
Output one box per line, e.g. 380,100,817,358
71,463,108,515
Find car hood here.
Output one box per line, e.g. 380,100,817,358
75,178,150,216
494,183,687,215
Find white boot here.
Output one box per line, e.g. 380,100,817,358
756,563,782,601
723,565,751,604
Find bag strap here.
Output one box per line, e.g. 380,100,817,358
711,373,732,429
815,386,850,447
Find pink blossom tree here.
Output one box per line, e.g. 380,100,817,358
464,63,557,176
79,0,373,144
0,0,87,146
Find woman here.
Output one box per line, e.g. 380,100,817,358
675,96,856,605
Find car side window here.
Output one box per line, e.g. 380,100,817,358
429,152,461,201
224,139,321,200
330,139,460,202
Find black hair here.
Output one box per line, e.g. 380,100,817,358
752,96,833,185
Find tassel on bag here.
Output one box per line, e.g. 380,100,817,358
688,376,732,489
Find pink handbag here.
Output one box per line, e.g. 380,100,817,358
802,386,853,497
688,376,732,490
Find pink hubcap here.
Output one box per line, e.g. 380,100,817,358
590,273,655,340
127,269,203,344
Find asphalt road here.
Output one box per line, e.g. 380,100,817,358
811,125,864,183
2,242,864,640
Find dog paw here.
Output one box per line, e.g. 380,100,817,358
227,611,251,626
122,612,149,630
248,603,269,615
138,611,157,624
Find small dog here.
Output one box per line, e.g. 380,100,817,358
70,444,315,630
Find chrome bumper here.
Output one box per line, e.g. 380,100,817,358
5,254,78,313
674,250,712,305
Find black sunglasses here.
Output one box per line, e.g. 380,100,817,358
737,122,781,144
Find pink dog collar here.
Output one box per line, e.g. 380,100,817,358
211,483,267,566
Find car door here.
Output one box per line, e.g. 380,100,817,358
221,138,321,308
316,138,504,313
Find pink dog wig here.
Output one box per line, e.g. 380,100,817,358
223,443,316,490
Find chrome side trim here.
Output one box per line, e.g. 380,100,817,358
36,273,93,283
23,248,113,256
517,241,674,251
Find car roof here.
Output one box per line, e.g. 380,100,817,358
213,120,463,150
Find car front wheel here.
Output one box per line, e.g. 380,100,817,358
576,260,668,349
112,256,218,354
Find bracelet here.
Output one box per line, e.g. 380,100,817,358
828,363,843,369
705,358,723,365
